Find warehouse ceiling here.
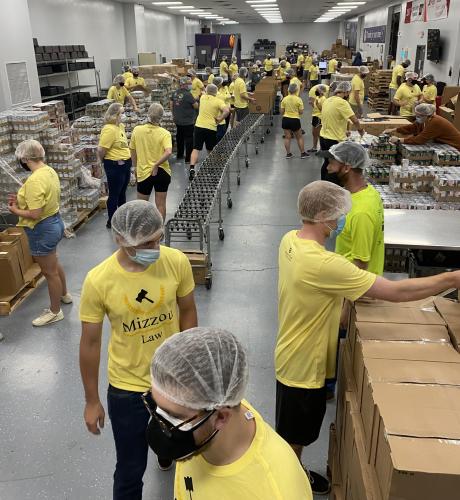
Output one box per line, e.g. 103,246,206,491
115,0,390,24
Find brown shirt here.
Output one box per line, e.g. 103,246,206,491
396,114,460,150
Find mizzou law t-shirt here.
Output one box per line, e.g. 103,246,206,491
79,246,194,392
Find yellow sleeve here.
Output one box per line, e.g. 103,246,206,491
397,66,405,77
176,252,195,297
123,87,130,98
162,131,173,150
107,86,115,100
99,125,116,150
340,100,355,120
140,77,146,86
125,78,133,89
23,176,47,210
349,212,375,263
129,127,137,150
79,274,106,323
280,98,286,110
394,86,403,100
298,97,304,111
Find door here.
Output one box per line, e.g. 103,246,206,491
196,45,212,68
388,11,400,61
415,45,426,76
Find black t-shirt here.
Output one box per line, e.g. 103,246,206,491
171,89,196,126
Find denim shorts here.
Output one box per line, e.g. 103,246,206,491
24,214,64,256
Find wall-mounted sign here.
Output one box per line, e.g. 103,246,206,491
425,0,450,21
363,25,386,44
405,0,425,23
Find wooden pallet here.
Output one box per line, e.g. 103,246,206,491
68,204,102,233
0,264,45,316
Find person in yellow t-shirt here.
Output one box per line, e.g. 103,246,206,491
319,81,364,183
122,64,133,81
420,73,437,104
281,83,308,160
389,59,410,114
219,56,229,83
228,56,238,79
205,67,214,86
9,139,70,328
130,103,173,220
393,72,422,117
264,55,273,76
107,75,139,112
233,67,255,124
125,67,148,92
79,200,197,497
308,84,328,153
188,69,205,100
214,77,232,142
277,180,460,496
308,62,320,87
348,66,369,118
303,53,313,87
327,55,338,75
189,84,229,179
278,60,288,83
98,103,132,228
296,53,305,77
145,327,312,500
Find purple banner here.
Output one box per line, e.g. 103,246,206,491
363,25,386,44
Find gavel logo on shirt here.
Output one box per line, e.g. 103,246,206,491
135,289,154,304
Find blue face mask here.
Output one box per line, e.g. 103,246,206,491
326,214,346,237
128,248,160,267
415,116,426,124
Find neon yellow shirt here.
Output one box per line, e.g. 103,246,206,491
394,83,422,117
125,76,146,90
281,95,304,119
174,401,312,500
79,248,194,392
228,63,238,78
335,185,385,275
422,84,437,103
278,67,287,80
206,74,215,85
17,166,60,229
217,86,231,124
309,65,319,81
309,84,330,98
276,232,376,388
296,55,305,67
304,56,313,70
264,59,273,72
290,76,302,96
195,94,226,131
349,74,365,106
312,95,326,118
191,78,205,99
129,124,172,181
122,71,133,80
220,61,229,78
107,85,130,105
328,58,338,74
389,64,405,90
99,123,131,161
234,77,249,109
320,96,355,142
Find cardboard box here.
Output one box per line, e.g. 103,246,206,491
328,423,342,487
182,250,209,285
439,86,460,131
2,228,34,271
249,91,273,114
329,485,345,500
138,52,157,65
354,117,412,136
0,243,25,298
434,297,460,350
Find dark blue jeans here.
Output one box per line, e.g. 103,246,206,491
103,159,132,222
107,385,150,500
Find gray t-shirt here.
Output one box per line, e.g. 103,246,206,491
171,89,196,126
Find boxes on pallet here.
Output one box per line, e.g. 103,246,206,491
182,251,209,285
0,239,25,297
434,297,460,350
2,228,34,271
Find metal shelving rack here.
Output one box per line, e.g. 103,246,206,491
37,57,100,118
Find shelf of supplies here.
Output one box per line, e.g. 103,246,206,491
40,85,97,100
36,58,94,66
38,68,94,79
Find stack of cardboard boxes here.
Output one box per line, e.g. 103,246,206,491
438,86,460,131
249,76,277,114
323,39,353,60
329,297,460,500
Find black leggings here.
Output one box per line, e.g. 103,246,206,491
176,124,194,162
319,137,340,185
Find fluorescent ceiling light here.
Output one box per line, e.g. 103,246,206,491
152,1,182,5
250,2,277,5
337,2,366,4
168,5,194,8
180,8,197,11
246,0,277,3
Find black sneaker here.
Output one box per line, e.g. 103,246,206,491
106,220,111,229
307,148,317,153
300,152,309,159
189,167,195,181
285,153,293,159
301,129,306,135
304,469,330,495
157,457,173,471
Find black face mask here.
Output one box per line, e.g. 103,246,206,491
145,396,219,461
119,82,125,87
19,160,30,171
133,74,139,78
315,91,321,96
343,95,349,101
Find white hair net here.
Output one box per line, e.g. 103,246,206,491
423,73,435,83
288,83,298,94
213,76,223,87
239,67,248,78
329,142,369,170
405,71,418,81
15,139,45,161
206,84,218,96
111,200,163,247
151,327,248,411
359,65,370,74
298,180,352,223
113,74,125,85
333,81,352,94
415,103,436,116
147,103,164,124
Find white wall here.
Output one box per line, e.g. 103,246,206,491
214,23,340,57
27,0,127,89
144,9,186,62
185,18,202,61
0,0,41,110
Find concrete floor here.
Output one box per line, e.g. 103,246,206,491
0,103,335,500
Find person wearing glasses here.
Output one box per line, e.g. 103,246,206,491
79,200,197,500
144,327,312,500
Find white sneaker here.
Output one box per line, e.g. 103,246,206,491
61,293,73,304
32,309,64,327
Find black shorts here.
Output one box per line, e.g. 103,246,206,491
312,116,322,128
235,107,249,122
282,117,301,132
276,380,326,446
137,167,171,195
310,79,319,87
266,70,273,76
193,126,217,151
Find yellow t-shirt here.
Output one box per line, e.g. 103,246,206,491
328,58,338,74
281,95,303,119
304,56,313,70
79,248,194,392
264,59,273,72
296,55,305,67
191,78,205,99
195,94,227,131
394,83,422,117
234,77,249,109
309,84,329,98
17,166,60,229
122,71,133,80
422,84,437,103
335,185,385,275
207,74,215,85
309,65,319,81
278,67,287,80
217,86,231,124
228,63,238,78
276,232,376,388
290,76,302,96
107,85,130,105
389,64,405,89
125,76,146,90
129,124,172,181
320,96,355,141
174,401,312,500
99,123,131,161
220,61,229,78
312,95,326,118
349,74,365,106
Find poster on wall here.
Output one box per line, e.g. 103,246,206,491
425,0,450,21
405,0,426,23
363,25,386,43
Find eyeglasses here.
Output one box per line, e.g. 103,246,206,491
141,390,215,437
